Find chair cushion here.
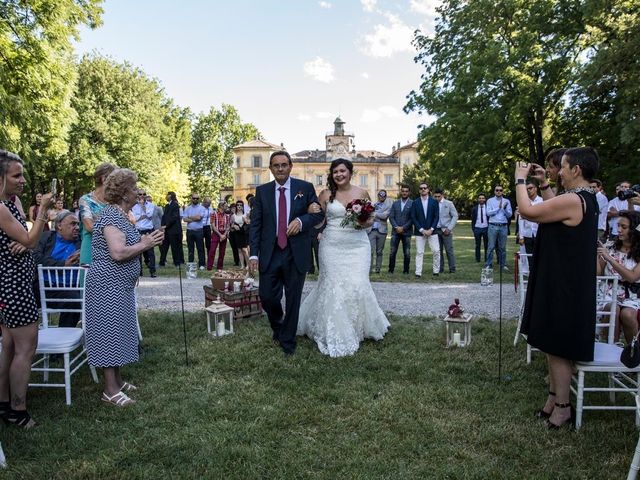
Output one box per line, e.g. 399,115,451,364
577,342,624,366
36,327,83,353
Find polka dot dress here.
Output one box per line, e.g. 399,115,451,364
0,200,38,328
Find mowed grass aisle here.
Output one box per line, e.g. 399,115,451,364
3,312,636,479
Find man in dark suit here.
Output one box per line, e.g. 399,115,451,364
410,182,440,277
471,194,489,263
249,151,324,355
388,184,413,274
159,191,184,266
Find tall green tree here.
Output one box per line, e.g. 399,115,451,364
65,54,192,204
0,0,103,195
553,1,640,187
406,0,588,200
190,105,260,198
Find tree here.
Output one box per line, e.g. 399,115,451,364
406,0,588,200
65,54,192,204
0,0,103,196
190,105,260,198
553,1,640,187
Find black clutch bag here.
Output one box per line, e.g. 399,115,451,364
620,335,640,368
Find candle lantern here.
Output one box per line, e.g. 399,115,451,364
444,313,474,347
205,303,235,337
480,267,493,286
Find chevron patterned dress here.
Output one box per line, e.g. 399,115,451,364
85,206,141,368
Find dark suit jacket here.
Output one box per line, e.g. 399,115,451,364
470,204,488,232
410,196,439,235
389,198,413,233
161,200,182,235
250,178,323,274
33,231,81,266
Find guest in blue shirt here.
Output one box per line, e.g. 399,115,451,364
485,184,513,271
32,210,82,327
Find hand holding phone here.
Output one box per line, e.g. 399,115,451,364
51,178,57,196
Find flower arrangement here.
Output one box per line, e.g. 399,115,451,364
340,198,375,229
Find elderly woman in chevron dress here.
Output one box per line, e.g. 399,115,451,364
84,168,164,407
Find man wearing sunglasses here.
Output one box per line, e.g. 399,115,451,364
485,184,513,272
410,182,440,278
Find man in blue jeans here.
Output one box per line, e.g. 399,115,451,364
485,184,513,272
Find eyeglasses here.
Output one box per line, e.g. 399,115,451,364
419,186,428,190
192,197,199,200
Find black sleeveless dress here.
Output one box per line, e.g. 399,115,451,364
521,190,598,361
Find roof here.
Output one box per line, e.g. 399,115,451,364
354,150,389,158
233,139,283,150
393,141,419,156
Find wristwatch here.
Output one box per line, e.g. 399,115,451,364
515,178,526,186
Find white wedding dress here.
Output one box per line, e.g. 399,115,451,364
297,200,390,357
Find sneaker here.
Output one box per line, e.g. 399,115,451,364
199,266,205,271
502,266,509,272
415,274,421,279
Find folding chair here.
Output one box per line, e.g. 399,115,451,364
30,266,98,405
512,252,539,362
571,276,640,430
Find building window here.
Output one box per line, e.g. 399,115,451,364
359,174,368,187
236,156,241,167
252,173,261,185
384,174,393,187
235,173,241,185
252,155,262,168
315,175,323,186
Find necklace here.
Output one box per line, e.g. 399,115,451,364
112,204,128,216
563,186,596,195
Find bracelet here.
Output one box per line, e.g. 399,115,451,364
540,183,550,191
36,216,47,223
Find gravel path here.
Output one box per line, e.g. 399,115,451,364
136,277,519,320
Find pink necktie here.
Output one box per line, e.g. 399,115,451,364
278,187,287,249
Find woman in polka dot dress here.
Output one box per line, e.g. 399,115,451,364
0,150,54,428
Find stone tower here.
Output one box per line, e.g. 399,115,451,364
325,117,355,160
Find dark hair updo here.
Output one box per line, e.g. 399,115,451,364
327,158,354,203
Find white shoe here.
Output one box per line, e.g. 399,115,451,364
199,266,205,270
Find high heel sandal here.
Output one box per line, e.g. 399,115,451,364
545,402,575,430
534,390,555,420
6,409,37,429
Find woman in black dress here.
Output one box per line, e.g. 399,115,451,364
0,151,54,428
518,147,599,429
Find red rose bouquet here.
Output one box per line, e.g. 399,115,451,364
340,198,375,229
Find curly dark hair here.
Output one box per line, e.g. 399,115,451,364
614,210,640,263
327,158,354,203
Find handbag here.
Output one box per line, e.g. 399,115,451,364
620,334,640,368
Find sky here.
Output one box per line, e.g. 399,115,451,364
74,0,440,154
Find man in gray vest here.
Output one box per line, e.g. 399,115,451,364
433,188,459,274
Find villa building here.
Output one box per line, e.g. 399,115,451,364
231,117,419,201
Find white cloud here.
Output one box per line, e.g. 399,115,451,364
315,111,334,119
303,56,335,83
360,106,402,123
297,114,312,121
361,0,377,12
410,0,439,16
359,14,415,58
318,1,332,8
361,72,370,79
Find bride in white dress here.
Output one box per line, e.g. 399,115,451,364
297,158,390,357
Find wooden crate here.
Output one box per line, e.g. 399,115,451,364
203,285,263,319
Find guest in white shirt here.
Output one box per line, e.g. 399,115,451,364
471,194,489,263
608,181,640,239
589,179,609,240
132,189,157,277
517,181,543,254
182,193,208,269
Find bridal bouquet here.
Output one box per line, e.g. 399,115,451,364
340,198,375,229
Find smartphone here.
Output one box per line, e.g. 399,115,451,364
51,178,57,195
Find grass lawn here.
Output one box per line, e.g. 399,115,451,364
4,312,636,479
156,220,517,284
